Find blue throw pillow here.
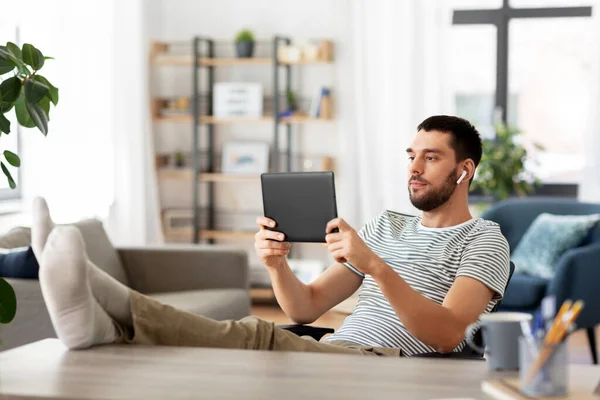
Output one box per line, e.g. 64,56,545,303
512,213,600,279
0,246,40,279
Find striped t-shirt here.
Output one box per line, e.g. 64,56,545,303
324,210,510,356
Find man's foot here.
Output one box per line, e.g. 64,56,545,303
39,226,118,349
31,197,55,260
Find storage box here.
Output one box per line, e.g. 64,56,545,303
213,83,263,118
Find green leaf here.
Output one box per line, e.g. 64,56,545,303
44,56,54,60
0,76,22,103
0,113,10,134
24,78,49,104
33,75,58,105
0,59,14,75
25,99,48,135
17,64,31,77
6,42,21,60
15,90,35,128
1,162,15,190
3,150,20,167
0,277,17,324
1,101,14,113
39,96,50,121
0,46,10,61
0,46,25,70
22,44,44,70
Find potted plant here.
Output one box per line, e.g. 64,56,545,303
286,89,298,112
235,29,255,58
0,42,58,327
471,122,543,201
174,151,185,168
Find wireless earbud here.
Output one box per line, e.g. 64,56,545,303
456,170,467,184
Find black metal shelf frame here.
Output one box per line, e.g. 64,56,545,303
191,35,294,244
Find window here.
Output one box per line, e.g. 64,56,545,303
508,17,595,184
446,0,597,185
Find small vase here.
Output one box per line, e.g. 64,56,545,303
235,41,254,58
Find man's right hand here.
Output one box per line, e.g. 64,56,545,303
255,217,291,269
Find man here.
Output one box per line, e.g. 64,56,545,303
33,115,509,357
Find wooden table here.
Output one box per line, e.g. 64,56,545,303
0,339,598,399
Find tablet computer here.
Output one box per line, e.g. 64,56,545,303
261,171,337,243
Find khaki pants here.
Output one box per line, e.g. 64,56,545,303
116,291,401,357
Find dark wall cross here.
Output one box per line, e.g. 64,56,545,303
453,0,592,124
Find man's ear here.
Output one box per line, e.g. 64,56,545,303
459,159,476,183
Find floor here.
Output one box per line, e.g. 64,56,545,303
252,304,598,365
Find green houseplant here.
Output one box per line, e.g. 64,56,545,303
235,29,255,58
471,122,542,201
0,42,58,326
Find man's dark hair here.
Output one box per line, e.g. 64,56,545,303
417,115,482,169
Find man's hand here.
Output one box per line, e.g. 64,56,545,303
255,216,291,270
325,218,382,275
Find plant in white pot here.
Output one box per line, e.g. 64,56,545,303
0,42,58,326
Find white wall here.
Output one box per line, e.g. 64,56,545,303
0,0,115,232
150,0,356,272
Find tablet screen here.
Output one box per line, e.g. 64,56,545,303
261,171,338,243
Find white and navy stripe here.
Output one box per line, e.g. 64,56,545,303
324,211,510,356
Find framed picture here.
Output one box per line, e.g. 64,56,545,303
221,141,270,174
213,83,263,118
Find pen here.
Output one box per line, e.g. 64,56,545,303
525,300,584,384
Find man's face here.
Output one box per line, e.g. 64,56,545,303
406,130,460,212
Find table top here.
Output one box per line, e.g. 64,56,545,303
0,339,598,400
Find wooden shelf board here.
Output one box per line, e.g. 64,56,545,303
199,173,260,182
200,58,272,66
154,115,333,124
280,115,333,124
279,60,333,65
158,169,260,182
157,168,195,180
152,55,331,67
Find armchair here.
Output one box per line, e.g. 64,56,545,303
281,262,515,360
481,198,600,364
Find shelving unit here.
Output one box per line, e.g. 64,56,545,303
152,114,330,124
150,37,334,245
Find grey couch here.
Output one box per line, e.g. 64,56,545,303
0,219,251,351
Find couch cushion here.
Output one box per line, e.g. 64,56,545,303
0,227,32,249
149,289,250,321
0,247,39,279
73,219,128,285
501,273,549,309
512,213,600,279
0,220,128,285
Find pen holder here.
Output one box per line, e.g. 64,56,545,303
519,337,568,397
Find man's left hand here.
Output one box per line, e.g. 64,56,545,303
325,218,383,276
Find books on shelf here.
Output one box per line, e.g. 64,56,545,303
308,87,332,119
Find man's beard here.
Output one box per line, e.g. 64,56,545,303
409,168,458,212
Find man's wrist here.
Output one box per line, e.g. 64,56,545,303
368,256,389,280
